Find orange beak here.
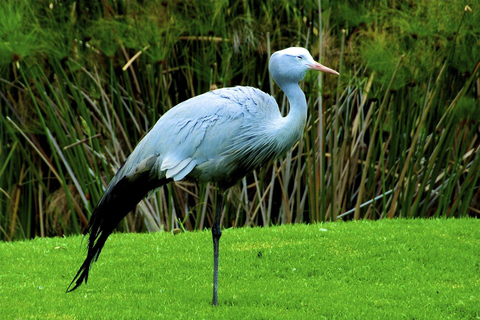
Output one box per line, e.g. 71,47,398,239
308,62,340,75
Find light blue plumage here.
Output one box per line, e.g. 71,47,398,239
67,47,339,306
124,86,275,184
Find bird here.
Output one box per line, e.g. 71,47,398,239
66,47,339,306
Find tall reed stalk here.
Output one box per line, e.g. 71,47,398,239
1,0,479,240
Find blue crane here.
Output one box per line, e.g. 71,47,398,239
67,47,339,306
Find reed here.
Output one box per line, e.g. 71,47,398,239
1,1,479,240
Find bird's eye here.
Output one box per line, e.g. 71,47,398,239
296,55,303,60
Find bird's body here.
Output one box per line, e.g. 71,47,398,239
119,85,302,189
67,47,339,305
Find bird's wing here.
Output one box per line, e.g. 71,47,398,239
67,86,280,292
117,86,280,183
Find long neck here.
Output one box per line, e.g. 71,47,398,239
282,82,307,126
275,81,308,151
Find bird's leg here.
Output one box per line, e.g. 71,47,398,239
212,191,223,306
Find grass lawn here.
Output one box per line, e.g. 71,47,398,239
1,219,479,319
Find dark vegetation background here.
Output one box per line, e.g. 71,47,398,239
1,0,480,241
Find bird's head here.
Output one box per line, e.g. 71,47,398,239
269,47,339,85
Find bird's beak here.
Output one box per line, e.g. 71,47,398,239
308,62,340,75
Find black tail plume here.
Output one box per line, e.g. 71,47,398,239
67,170,170,293
66,232,109,292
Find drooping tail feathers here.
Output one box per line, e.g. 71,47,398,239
66,169,170,293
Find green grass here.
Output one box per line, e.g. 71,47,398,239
1,219,479,319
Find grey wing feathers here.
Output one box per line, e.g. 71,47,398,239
116,86,280,186
67,86,281,292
